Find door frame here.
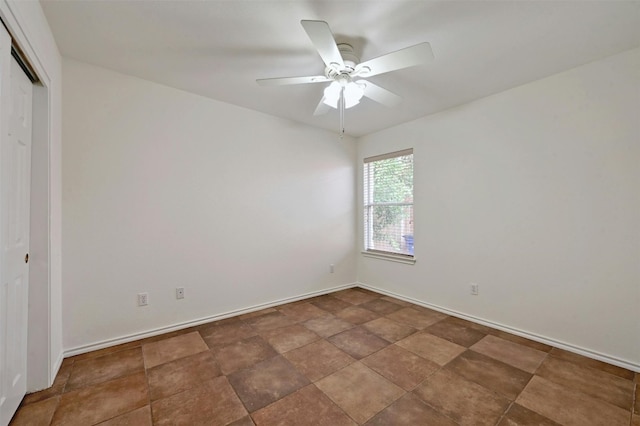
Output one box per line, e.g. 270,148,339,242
0,2,58,391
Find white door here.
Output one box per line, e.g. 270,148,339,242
0,24,33,426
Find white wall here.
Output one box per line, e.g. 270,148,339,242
62,59,357,351
357,48,640,369
0,0,63,389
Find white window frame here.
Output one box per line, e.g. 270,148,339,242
363,148,415,264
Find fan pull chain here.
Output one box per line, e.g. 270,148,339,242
339,86,345,139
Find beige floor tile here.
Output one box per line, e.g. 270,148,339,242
260,324,320,353
142,331,209,368
471,334,547,373
445,350,532,400
362,344,439,391
365,393,457,426
152,377,246,426
386,307,447,329
97,405,152,425
51,372,148,426
302,316,354,338
228,356,310,412
9,396,59,426
497,403,560,426
413,369,510,426
213,336,277,375
516,376,630,426
147,350,221,401
397,332,465,365
362,317,417,342
535,356,634,410
252,384,356,426
284,339,355,382
316,362,404,423
65,347,144,392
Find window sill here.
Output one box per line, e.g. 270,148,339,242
361,251,416,265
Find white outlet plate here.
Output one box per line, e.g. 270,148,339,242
176,287,185,299
137,292,148,306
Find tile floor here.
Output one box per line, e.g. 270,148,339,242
9,288,639,426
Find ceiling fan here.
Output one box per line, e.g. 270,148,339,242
257,20,434,136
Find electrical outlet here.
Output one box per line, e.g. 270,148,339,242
176,287,185,299
470,283,479,296
137,292,148,306
329,264,334,273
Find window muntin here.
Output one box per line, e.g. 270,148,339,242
364,149,414,257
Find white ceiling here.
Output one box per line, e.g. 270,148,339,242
41,1,640,137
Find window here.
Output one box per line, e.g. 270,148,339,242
364,149,414,258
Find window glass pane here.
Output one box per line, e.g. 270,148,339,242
364,150,413,256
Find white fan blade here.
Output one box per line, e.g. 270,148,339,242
301,20,344,70
360,81,402,107
256,75,331,86
357,42,433,77
313,97,331,116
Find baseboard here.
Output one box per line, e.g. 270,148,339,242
63,282,358,358
356,282,640,373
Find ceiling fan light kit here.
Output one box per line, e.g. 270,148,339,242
257,20,434,136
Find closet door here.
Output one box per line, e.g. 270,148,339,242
0,23,33,426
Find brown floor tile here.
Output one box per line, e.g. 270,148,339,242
66,341,141,363
302,316,354,337
260,324,320,353
336,306,380,324
21,360,73,405
362,344,439,391
362,317,417,343
548,348,635,380
359,298,403,315
277,302,330,322
228,355,310,412
9,396,59,426
251,384,356,426
200,321,257,348
635,383,639,414
425,319,487,347
380,295,413,307
152,376,247,426
365,393,457,426
214,336,278,375
438,316,496,335
497,403,560,426
471,334,547,373
142,331,209,368
284,340,355,382
386,307,447,329
51,372,148,426
97,405,152,425
516,376,630,426
397,332,466,365
243,311,296,332
445,350,532,400
413,369,510,426
309,295,352,314
315,362,404,423
535,355,634,410
238,308,278,320
230,416,255,426
147,350,221,401
331,289,379,305
328,326,390,360
488,330,552,353
633,414,640,426
65,347,144,392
